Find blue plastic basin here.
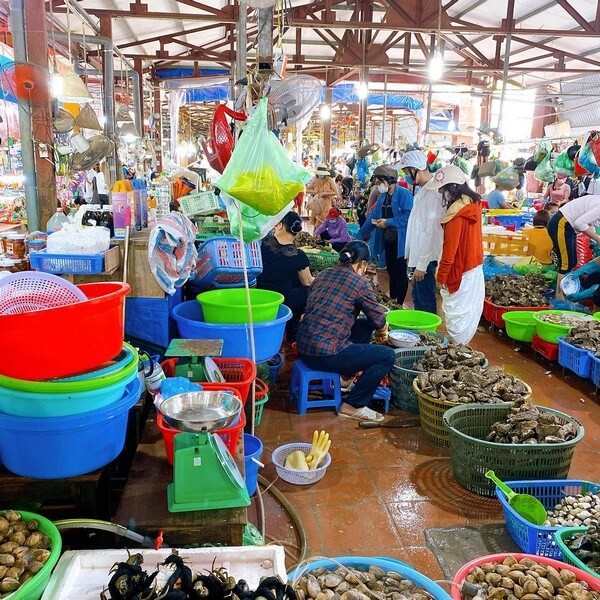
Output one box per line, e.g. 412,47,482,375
244,433,263,496
0,368,138,418
0,378,142,479
172,301,292,363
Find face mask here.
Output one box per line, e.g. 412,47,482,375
317,174,325,179
404,175,414,186
442,189,453,206
377,183,388,194
328,219,337,224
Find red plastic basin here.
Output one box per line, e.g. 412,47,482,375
0,282,130,381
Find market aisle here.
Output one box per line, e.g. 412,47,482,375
252,328,600,576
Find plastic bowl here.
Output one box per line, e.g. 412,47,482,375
0,377,142,479
451,553,600,599
388,329,420,348
386,309,442,332
197,288,284,324
533,309,594,344
288,556,450,600
0,282,130,381
502,311,537,343
172,301,292,363
0,343,138,394
5,510,62,600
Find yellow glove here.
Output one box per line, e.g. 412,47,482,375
305,430,331,470
373,324,388,345
284,450,309,471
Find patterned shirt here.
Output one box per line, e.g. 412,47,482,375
296,264,387,356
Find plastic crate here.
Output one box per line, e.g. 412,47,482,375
558,337,594,378
347,223,360,237
532,333,559,361
29,249,105,274
389,348,431,413
496,479,600,559
591,354,600,388
493,215,524,230
196,230,228,243
306,251,339,271
482,233,529,256
554,526,600,578
483,298,550,329
254,378,269,427
195,237,262,288
179,190,221,216
443,403,585,496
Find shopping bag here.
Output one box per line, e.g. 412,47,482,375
588,131,600,165
492,166,519,191
478,161,498,177
553,151,574,176
577,134,600,177
533,139,552,163
216,98,310,215
534,152,554,183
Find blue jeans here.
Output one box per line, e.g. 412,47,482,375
412,261,438,314
299,319,396,409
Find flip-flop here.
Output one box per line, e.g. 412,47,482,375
338,406,385,423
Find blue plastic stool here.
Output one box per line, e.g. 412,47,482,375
289,360,343,415
373,386,391,414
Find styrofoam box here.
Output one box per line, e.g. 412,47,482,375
42,545,286,599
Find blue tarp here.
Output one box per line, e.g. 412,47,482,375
155,68,229,78
0,56,17,103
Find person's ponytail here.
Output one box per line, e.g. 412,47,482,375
338,240,370,264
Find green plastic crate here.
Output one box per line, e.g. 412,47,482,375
554,527,600,579
306,251,339,271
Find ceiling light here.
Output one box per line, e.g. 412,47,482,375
119,122,140,142
428,51,444,82
56,72,93,103
356,82,369,100
319,104,331,120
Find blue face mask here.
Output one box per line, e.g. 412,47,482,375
317,174,325,179
328,219,337,224
404,175,414,186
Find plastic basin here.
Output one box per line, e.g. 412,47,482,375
0,282,130,381
244,433,263,496
386,309,442,332
502,311,537,342
533,309,594,344
5,511,62,600
172,301,292,363
288,556,450,600
197,288,284,324
0,377,142,479
0,343,138,395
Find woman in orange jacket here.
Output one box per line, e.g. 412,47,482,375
425,165,484,344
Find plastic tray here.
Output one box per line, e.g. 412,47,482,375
554,527,600,578
443,403,585,496
41,546,286,600
532,333,559,361
29,249,106,274
557,337,594,378
496,479,600,559
306,251,339,271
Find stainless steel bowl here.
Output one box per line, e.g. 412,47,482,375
159,391,242,432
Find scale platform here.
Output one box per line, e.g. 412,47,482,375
166,339,223,358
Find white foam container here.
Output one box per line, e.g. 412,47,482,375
42,545,286,599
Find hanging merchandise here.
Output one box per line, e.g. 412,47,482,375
553,151,575,176
430,158,443,173
586,130,600,165
533,139,552,163
454,156,470,176
493,166,519,191
567,143,581,160
534,152,554,183
577,134,600,177
216,98,310,216
355,156,369,182
478,161,498,177
573,152,590,176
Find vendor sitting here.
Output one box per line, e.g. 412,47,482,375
314,207,352,251
522,209,553,265
486,184,512,209
296,241,396,424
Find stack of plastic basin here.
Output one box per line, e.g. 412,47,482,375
0,282,142,479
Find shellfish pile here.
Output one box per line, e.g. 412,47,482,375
563,524,600,574
413,344,487,371
371,282,401,311
417,332,446,349
564,321,600,353
415,366,530,404
485,273,550,307
293,565,435,600
537,313,593,327
485,399,579,445
0,510,52,597
460,555,600,600
544,492,600,528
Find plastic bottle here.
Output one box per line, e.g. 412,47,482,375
99,205,115,237
46,207,68,233
155,177,172,220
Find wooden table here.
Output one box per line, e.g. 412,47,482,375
114,415,247,546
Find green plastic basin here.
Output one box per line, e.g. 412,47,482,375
197,289,285,324
532,310,594,344
386,309,442,332
502,311,537,343
6,510,62,600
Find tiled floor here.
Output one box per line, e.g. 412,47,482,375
249,325,600,580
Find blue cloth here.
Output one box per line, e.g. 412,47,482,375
412,261,438,314
486,189,507,209
358,186,413,259
299,319,395,409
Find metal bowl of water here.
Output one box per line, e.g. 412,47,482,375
159,391,242,432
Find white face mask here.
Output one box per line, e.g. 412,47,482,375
377,183,388,194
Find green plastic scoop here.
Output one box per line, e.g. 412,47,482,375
485,470,547,526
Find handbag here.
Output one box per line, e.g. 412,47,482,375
478,161,497,177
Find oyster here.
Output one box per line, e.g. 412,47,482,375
413,344,487,371
486,273,551,307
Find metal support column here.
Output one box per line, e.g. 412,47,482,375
134,58,145,133
358,67,368,143
257,6,273,77
153,81,163,172
381,74,387,147
235,1,247,92
324,87,332,164
496,33,512,138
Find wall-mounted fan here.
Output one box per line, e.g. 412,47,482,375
267,75,323,130
52,108,75,134
72,134,114,171
0,61,50,108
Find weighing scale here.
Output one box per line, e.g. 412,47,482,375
165,338,224,381
159,390,250,513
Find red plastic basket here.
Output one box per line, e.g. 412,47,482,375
575,233,594,270
156,387,246,465
483,298,550,329
161,357,256,404
451,553,600,599
532,333,559,361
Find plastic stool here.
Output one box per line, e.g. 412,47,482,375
289,360,342,415
373,386,391,414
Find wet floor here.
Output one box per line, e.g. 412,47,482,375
250,325,600,578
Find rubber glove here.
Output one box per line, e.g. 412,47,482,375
571,259,600,279
566,285,599,303
305,430,331,470
284,450,309,471
373,324,388,345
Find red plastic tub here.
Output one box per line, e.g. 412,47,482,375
483,298,550,329
157,387,246,465
451,553,600,599
0,282,130,381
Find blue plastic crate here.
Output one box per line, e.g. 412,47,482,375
347,223,360,237
29,249,104,274
195,237,262,287
557,337,594,378
592,354,600,387
497,479,600,559
493,215,524,230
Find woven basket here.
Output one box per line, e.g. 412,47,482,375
443,403,585,496
389,348,430,413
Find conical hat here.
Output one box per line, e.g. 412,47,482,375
52,108,75,133
75,103,102,131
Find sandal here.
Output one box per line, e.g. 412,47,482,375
338,406,385,423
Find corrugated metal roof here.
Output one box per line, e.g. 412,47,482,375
559,76,600,129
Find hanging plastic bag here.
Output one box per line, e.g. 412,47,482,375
553,151,574,176
533,139,552,163
478,161,497,177
216,98,310,215
492,166,519,191
574,152,590,176
534,152,554,183
577,135,600,177
224,193,294,242
587,131,600,164
454,156,470,175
